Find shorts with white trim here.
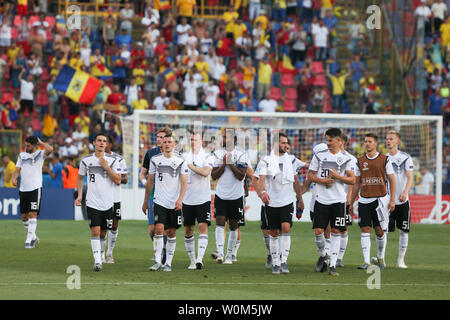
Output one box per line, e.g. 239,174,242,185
214,195,244,223
312,201,346,231
87,206,114,230
358,200,381,229
113,202,122,220
154,203,182,230
182,201,212,226
265,203,294,230
388,201,410,233
19,188,42,215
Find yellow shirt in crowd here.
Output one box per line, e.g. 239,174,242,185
258,62,272,84
177,0,196,17
4,161,16,188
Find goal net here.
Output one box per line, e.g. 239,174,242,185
119,110,443,224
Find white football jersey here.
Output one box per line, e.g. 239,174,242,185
309,143,328,211
79,153,121,211
255,153,306,208
16,150,45,192
309,149,355,205
386,150,414,205
182,150,214,206
110,152,127,203
343,150,358,193
212,148,248,200
149,153,189,209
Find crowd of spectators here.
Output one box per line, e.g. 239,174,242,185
0,0,442,191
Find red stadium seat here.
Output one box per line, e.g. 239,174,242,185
313,74,327,87
281,73,295,86
36,91,49,106
1,93,13,105
28,16,39,27
45,16,56,28
14,15,22,27
11,28,18,40
234,72,244,85
270,87,282,100
283,99,297,112
216,97,226,111
41,68,50,81
285,87,297,100
311,62,324,74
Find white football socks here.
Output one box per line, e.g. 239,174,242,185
184,236,196,263
215,226,225,256
361,233,371,264
329,233,341,268
107,229,118,257
91,237,102,264
314,233,326,257
269,235,280,266
226,229,238,257
279,233,291,264
338,232,348,260
376,233,387,260
398,230,409,262
165,237,177,266
26,218,37,244
197,234,208,262
153,235,164,264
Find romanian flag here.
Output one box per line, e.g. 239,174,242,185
159,0,170,10
282,54,295,71
237,89,248,105
91,62,113,80
56,18,66,31
162,68,176,82
54,65,102,105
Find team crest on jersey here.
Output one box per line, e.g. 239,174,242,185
336,157,343,165
362,162,369,171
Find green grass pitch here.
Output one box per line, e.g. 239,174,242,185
0,220,449,300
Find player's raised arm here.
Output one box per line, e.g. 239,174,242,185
99,156,121,185
329,168,356,185
211,153,227,180
38,138,53,156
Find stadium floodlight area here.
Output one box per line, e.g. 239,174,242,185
119,110,443,224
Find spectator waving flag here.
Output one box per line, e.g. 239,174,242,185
162,68,176,82
54,65,102,105
91,62,113,80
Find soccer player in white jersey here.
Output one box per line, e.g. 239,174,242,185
12,136,53,248
350,133,396,270
211,129,248,265
308,128,356,276
103,136,128,264
182,132,214,270
254,132,306,274
385,130,414,268
76,133,122,271
336,133,358,268
142,133,188,272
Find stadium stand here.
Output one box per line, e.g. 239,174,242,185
0,0,448,190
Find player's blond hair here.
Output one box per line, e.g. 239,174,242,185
157,126,173,136
387,130,401,140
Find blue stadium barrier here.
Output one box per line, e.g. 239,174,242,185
0,187,75,220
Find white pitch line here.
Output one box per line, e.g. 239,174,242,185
1,282,450,287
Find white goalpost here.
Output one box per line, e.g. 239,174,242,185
119,110,443,224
